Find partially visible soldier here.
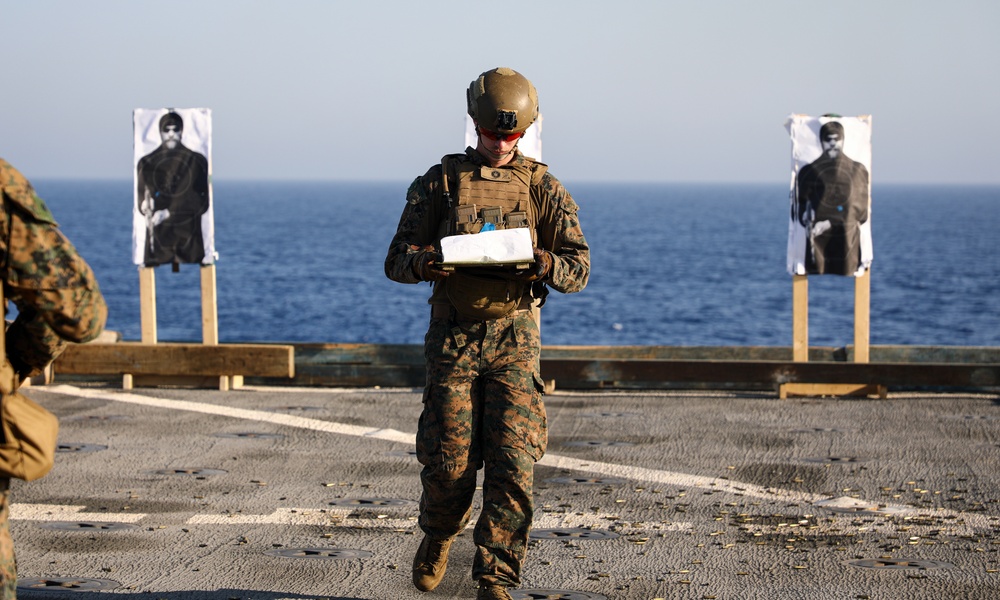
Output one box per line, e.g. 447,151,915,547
0,158,108,597
385,67,590,600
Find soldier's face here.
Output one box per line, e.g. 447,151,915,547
161,124,182,150
475,125,521,167
821,133,843,158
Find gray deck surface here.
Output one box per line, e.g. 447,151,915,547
8,383,1000,599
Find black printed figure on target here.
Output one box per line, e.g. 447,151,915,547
793,121,870,276
135,111,210,266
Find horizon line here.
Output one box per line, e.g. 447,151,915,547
28,176,1000,188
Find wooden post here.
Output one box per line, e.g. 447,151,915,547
781,269,883,399
199,264,235,390
780,274,810,398
792,275,809,362
132,267,158,389
853,268,884,397
201,264,219,345
854,269,871,363
139,267,157,344
129,264,241,391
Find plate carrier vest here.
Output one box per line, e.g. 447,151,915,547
438,154,547,320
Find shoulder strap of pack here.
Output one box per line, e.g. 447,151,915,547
0,281,5,359
440,156,452,208
0,188,15,392
0,282,16,395
0,182,7,366
439,153,470,209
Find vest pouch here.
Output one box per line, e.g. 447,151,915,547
0,360,58,481
454,205,481,234
446,271,524,320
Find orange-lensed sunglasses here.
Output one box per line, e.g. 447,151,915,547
478,126,523,142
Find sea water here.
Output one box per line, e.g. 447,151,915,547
32,179,1000,348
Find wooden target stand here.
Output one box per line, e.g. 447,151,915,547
779,270,887,399
127,263,241,391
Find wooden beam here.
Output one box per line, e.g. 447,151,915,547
539,358,1000,389
284,343,851,364
291,364,426,388
52,341,1000,391
250,354,998,391
779,382,887,399
54,343,294,378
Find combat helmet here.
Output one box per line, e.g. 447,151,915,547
467,67,539,135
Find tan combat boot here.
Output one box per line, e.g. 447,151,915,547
412,535,453,592
477,584,513,600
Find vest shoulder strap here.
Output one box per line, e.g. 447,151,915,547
529,161,548,186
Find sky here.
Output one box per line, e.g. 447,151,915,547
2,0,998,184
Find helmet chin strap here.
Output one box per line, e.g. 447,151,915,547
497,142,517,159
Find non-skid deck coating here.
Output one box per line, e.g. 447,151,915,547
8,383,1000,599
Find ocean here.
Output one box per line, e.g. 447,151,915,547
30,179,1000,348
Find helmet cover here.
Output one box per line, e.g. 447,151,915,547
467,67,539,135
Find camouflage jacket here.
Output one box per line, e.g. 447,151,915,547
1,158,107,377
384,148,590,303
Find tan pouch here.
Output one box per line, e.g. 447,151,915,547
445,272,523,320
0,360,58,482
0,283,59,481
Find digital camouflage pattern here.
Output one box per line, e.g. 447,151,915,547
0,489,12,598
385,147,589,587
417,309,544,586
0,158,108,598
1,159,107,378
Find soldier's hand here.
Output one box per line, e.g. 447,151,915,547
413,247,449,282
514,248,553,282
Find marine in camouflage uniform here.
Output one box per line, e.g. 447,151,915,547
384,68,589,598
0,158,108,598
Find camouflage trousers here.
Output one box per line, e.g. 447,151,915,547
416,308,546,587
0,483,15,598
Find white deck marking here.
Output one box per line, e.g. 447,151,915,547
188,507,362,526
11,503,146,523
46,384,413,445
38,384,973,527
